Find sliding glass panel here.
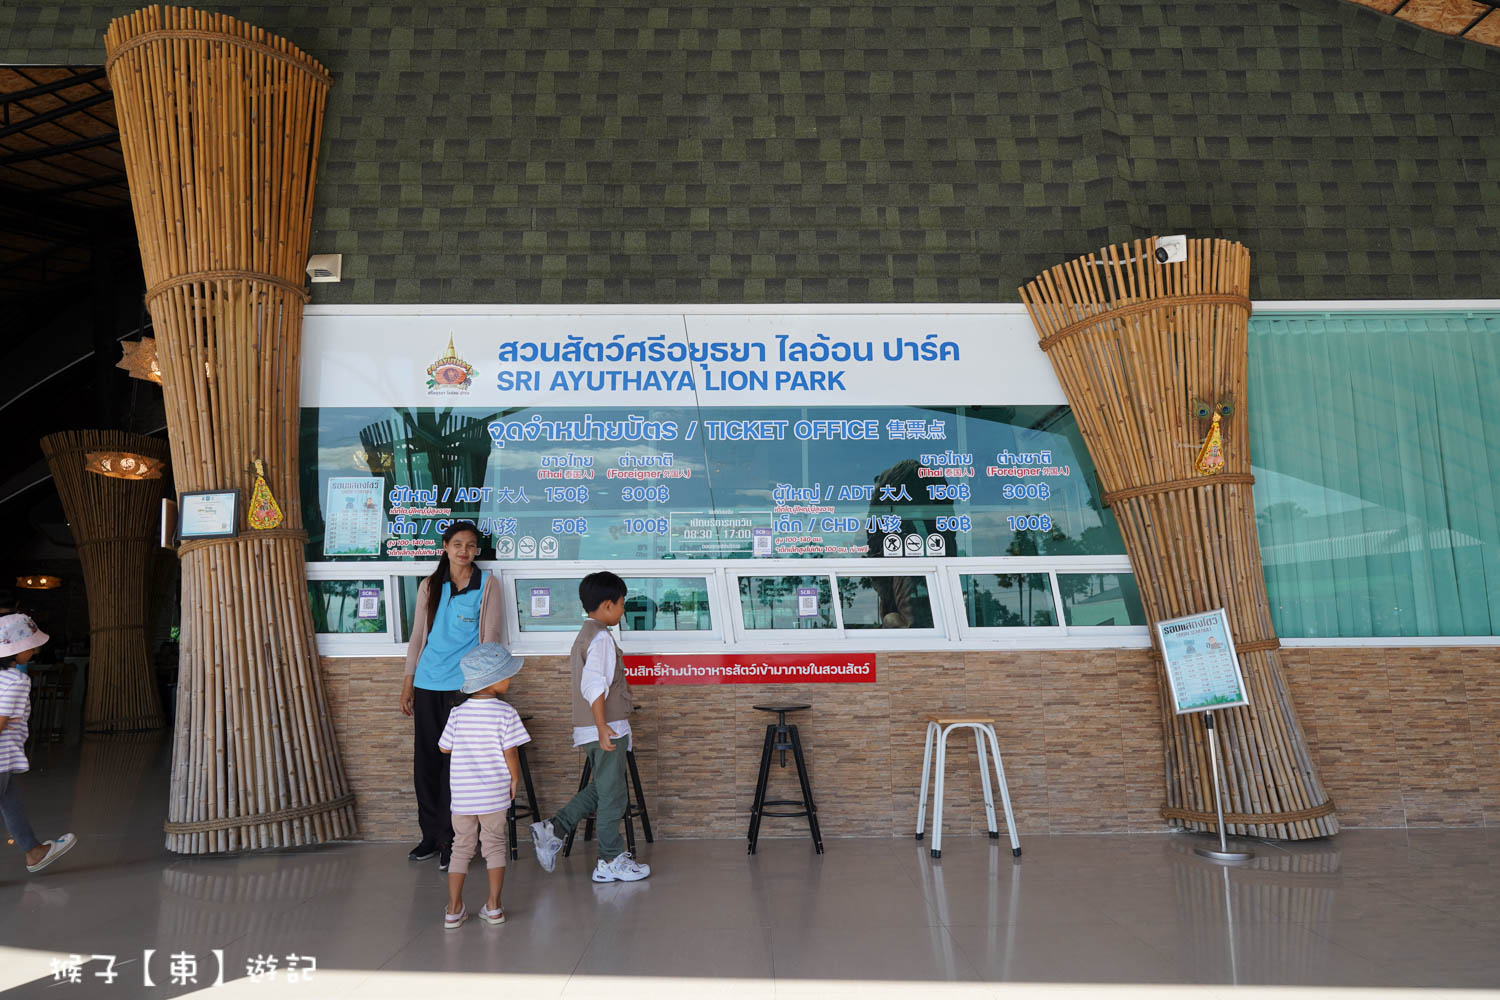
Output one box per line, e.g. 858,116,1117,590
1056,573,1146,626
738,575,835,629
958,573,1056,628
837,575,935,629
515,576,714,633
308,579,387,634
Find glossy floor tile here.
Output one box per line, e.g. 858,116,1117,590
1,738,1497,997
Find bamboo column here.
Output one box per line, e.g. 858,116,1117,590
105,7,356,852
1020,238,1337,840
40,430,168,732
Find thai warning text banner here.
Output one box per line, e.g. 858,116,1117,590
624,653,877,685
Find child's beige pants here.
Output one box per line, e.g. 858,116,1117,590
450,810,509,872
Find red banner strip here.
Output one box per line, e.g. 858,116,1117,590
624,653,877,686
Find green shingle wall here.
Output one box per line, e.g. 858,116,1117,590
5,1,1497,303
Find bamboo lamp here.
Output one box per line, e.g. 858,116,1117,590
1020,238,1337,840
105,6,356,852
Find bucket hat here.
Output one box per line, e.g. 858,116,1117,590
0,614,49,658
459,643,524,694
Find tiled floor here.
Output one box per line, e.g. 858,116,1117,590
2,737,1498,998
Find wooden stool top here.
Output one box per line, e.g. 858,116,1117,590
925,714,994,725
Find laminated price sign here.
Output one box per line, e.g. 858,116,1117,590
1154,608,1249,715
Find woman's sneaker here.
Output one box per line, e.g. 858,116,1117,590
530,819,563,873
591,851,651,883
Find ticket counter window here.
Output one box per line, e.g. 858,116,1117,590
738,575,836,630
838,575,935,629
309,579,387,634
513,576,714,633
959,573,1057,628
1057,573,1146,627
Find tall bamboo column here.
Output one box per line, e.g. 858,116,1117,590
105,7,356,851
1020,238,1337,839
40,430,168,732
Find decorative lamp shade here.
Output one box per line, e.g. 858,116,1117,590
16,575,62,590
117,337,163,384
85,451,166,480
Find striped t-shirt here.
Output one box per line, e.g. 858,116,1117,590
439,697,530,815
0,667,30,774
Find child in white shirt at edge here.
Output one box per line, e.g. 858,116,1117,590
438,642,530,929
529,571,651,883
0,614,77,874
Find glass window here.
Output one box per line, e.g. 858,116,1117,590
738,576,835,630
838,576,935,629
308,579,387,634
398,576,422,643
959,574,1057,628
621,577,713,632
1057,573,1146,626
300,404,1125,563
514,576,714,633
1251,311,1500,637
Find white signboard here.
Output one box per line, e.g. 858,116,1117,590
1155,608,1249,715
324,477,385,557
796,586,819,618
530,588,552,619
301,309,1064,408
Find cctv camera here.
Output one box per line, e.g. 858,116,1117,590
1154,234,1187,264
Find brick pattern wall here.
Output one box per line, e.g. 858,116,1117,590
322,644,1500,843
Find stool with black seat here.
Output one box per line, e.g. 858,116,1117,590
747,704,823,854
561,743,654,857
505,714,542,860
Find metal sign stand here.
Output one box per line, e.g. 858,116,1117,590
1193,710,1254,863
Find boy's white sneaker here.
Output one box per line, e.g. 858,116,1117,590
530,819,564,873
592,851,651,883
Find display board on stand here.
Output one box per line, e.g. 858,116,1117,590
1154,608,1254,863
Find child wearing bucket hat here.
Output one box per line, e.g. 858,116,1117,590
437,643,530,929
0,613,77,874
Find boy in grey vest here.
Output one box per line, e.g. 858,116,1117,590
530,572,651,882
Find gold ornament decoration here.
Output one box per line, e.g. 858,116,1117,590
247,459,285,530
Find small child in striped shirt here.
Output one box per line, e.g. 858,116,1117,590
438,643,530,929
0,614,77,874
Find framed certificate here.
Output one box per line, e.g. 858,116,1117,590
178,490,240,539
1154,608,1250,715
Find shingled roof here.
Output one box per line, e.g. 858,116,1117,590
1,0,1496,303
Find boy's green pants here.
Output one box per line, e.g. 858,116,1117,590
552,740,628,863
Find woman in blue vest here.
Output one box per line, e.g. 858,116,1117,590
400,521,501,869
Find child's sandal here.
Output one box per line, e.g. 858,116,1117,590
479,904,506,925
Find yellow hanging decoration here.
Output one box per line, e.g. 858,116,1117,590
248,458,285,529
1195,410,1226,475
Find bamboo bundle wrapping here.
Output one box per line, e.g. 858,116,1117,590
40,430,168,732
1020,238,1337,839
105,6,355,852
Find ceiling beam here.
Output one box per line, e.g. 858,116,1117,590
0,132,118,166
0,89,115,142
0,69,108,107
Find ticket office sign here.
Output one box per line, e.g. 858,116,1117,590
1154,608,1249,715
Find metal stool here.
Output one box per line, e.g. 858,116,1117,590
561,747,654,857
506,715,542,860
916,715,1021,858
748,704,823,854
